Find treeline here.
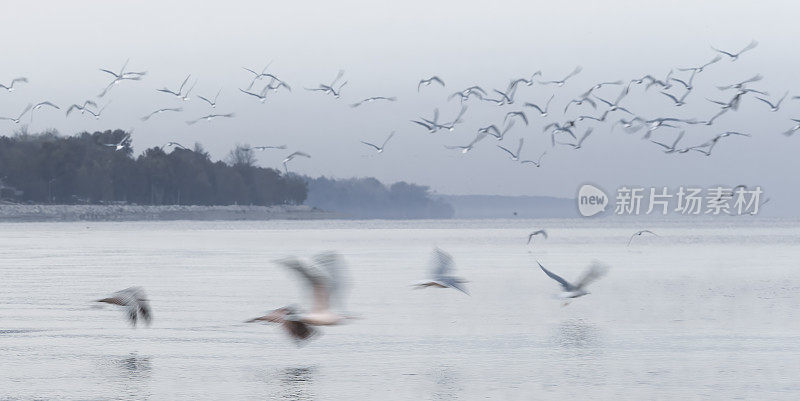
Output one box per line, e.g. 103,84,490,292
0,130,307,205
305,176,454,219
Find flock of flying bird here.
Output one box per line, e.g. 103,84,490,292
94,228,659,342
0,40,795,175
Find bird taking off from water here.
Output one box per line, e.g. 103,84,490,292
95,287,152,327
413,248,469,294
246,252,353,343
537,261,608,301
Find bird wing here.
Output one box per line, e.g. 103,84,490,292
537,262,573,291
431,248,454,277
276,257,329,313
381,131,395,148
497,145,515,158
574,262,608,290
360,141,380,150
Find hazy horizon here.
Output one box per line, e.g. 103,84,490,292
0,1,796,210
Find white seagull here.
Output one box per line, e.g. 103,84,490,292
418,76,445,91
66,100,97,116
186,113,235,125
537,261,608,300
0,104,32,124
103,133,130,151
527,229,548,244
445,132,487,154
0,77,28,92
282,151,311,172
141,107,182,121
246,252,354,343
95,287,152,327
350,96,397,108
360,131,395,153
525,94,555,117
538,66,582,87
627,230,658,246
413,248,468,295
197,89,222,108
498,138,524,161
711,40,758,61
520,151,547,167
156,75,191,98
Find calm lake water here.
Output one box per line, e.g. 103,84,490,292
0,218,798,400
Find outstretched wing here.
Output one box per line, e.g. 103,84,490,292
537,262,573,291
430,248,454,278
574,261,608,290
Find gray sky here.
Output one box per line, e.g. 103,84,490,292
0,0,797,212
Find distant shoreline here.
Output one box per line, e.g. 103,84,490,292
0,204,340,222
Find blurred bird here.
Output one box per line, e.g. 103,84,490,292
197,89,222,108
445,132,487,154
498,138,524,161
538,66,582,87
282,151,311,172
0,104,32,124
413,248,468,294
627,230,659,246
527,229,548,244
0,77,28,92
351,96,396,108
246,252,354,343
711,40,758,61
141,107,182,121
520,151,547,167
95,287,151,327
537,261,608,300
360,131,395,153
418,76,445,91
186,113,235,125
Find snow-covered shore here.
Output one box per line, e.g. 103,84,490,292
0,204,339,222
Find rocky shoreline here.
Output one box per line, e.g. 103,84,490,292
0,204,340,222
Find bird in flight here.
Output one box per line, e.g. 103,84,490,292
711,40,758,61
627,230,658,246
445,132,487,154
498,138,524,161
537,261,608,301
527,229,548,244
418,76,445,91
103,133,131,151
520,151,547,167
98,59,146,97
350,96,397,108
755,91,788,112
29,101,60,123
413,248,468,294
186,113,235,125
197,89,222,108
557,128,593,150
0,77,28,92
95,287,152,327
360,131,395,153
305,70,347,98
282,151,311,172
66,100,97,116
538,66,582,87
246,145,288,151
246,252,354,343
157,75,192,98
141,107,182,121
0,104,33,124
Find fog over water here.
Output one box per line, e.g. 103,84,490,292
1,219,798,399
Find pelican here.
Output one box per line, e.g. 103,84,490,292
538,66,582,87
360,131,395,153
246,252,353,343
197,89,222,108
95,287,152,327
141,107,182,121
627,230,658,246
66,100,97,116
413,248,468,294
103,133,130,151
0,104,32,124
537,261,608,300
520,150,546,167
350,96,397,108
0,77,28,92
527,229,548,244
282,151,311,172
711,40,758,61
418,76,445,91
755,91,788,112
498,138,524,161
156,75,191,98
524,94,555,117
445,132,487,154
186,113,235,125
